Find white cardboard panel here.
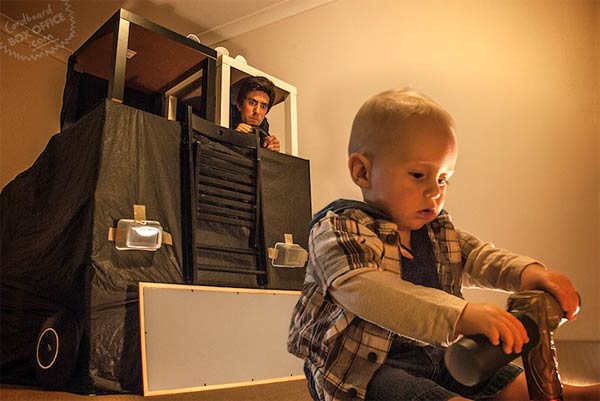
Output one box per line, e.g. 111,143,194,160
139,283,304,396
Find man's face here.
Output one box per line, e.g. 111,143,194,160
237,90,270,126
366,120,457,234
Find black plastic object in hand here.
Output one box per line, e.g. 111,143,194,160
443,312,540,386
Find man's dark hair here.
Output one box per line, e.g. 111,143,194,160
236,76,276,111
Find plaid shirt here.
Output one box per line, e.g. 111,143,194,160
288,200,536,401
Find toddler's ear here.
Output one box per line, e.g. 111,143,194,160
348,152,371,189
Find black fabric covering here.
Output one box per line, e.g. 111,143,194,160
258,149,311,290
1,100,184,393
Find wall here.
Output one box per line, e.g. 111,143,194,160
0,0,122,186
1,0,598,340
218,0,600,340
0,45,66,183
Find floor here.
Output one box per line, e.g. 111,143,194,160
551,340,600,386
1,378,313,401
2,341,597,400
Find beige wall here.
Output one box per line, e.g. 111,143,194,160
218,0,600,340
0,0,127,186
0,46,65,183
1,0,598,340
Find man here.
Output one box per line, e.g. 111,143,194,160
230,76,281,152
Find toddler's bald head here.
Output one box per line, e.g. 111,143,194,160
348,89,455,158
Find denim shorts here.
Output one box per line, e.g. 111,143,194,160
364,340,523,401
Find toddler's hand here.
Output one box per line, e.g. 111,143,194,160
456,303,529,355
520,264,580,320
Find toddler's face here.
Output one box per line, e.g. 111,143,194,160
366,120,457,234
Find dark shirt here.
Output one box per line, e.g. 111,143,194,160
401,227,440,289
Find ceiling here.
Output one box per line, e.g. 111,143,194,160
115,0,337,46
0,0,336,62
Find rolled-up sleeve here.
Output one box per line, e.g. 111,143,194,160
458,229,543,291
331,269,467,346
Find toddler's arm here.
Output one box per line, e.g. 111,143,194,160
455,230,540,353
459,230,539,291
311,211,467,346
330,269,467,345
456,230,580,353
454,264,580,354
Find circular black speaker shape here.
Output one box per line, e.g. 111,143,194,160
34,309,81,390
